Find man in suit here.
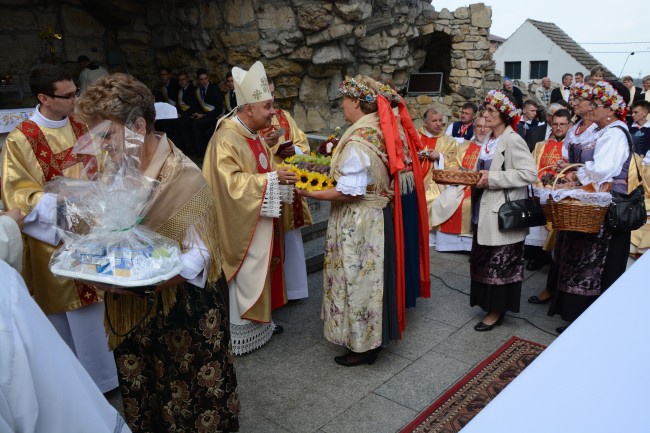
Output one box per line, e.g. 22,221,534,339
223,72,237,112
444,102,477,143
516,100,547,151
189,68,224,156
175,70,201,152
154,67,180,145
550,73,573,103
629,100,650,155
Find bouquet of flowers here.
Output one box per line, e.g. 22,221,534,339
47,120,182,288
282,127,341,192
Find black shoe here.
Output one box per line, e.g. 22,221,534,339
556,326,567,334
272,324,284,335
528,295,552,305
334,348,381,367
474,314,504,332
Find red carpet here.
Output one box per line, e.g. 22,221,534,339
400,336,545,433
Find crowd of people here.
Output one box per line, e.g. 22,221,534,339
1,59,648,433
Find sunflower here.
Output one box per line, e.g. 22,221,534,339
306,172,322,192
294,168,311,191
319,175,335,190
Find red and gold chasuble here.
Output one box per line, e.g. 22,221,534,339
245,136,286,310
439,141,481,235
536,140,564,177
419,134,438,175
16,117,100,306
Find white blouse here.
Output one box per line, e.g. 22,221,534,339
561,120,598,160
478,135,501,161
335,147,374,196
576,120,630,189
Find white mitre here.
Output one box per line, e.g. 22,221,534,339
232,61,272,106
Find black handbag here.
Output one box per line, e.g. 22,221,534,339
606,126,647,232
497,157,547,230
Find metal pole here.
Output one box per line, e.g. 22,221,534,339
619,52,635,78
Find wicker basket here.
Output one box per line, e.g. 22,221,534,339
548,163,609,233
431,169,481,186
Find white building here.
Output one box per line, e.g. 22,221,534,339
493,19,614,83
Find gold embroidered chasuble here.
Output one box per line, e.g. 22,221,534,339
263,108,313,232
202,118,278,322
1,119,100,314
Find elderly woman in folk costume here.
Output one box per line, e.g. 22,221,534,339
470,90,537,332
548,81,633,333
376,82,431,324
75,73,239,433
298,76,402,366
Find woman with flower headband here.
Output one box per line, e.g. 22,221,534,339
548,81,632,333
469,90,537,332
297,75,399,366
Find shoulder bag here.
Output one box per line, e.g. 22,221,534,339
606,126,647,232
497,156,547,230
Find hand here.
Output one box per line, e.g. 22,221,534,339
476,170,489,189
277,167,298,185
193,113,204,120
263,129,280,147
564,171,577,182
1,208,24,229
428,150,440,161
295,188,311,198
554,159,569,172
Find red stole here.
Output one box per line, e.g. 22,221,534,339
418,134,438,176
378,98,430,335
16,117,99,306
245,136,286,310
537,140,564,177
439,142,481,234
275,110,292,141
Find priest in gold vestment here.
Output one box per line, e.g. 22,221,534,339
203,61,297,355
0,64,117,392
260,78,312,301
418,108,460,246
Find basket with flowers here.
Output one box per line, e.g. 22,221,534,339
281,127,341,192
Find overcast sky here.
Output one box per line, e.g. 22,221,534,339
435,0,649,80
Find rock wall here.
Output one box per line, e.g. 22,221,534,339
0,0,498,132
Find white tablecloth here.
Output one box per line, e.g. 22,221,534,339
0,108,34,133
461,252,650,433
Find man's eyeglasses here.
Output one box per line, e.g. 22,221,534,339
44,89,80,100
591,103,606,109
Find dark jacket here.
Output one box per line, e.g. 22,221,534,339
176,83,201,117
196,83,224,118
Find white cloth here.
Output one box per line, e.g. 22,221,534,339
0,108,34,134
0,260,131,433
545,124,552,140
0,215,22,272
445,123,466,144
335,147,372,196
524,225,548,247
22,193,59,246
29,105,68,129
576,121,630,190
460,252,650,433
435,231,472,252
79,65,109,93
283,229,309,300
478,135,501,161
154,102,178,120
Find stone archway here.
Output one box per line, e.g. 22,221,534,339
411,30,453,94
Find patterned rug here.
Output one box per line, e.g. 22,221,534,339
400,337,545,433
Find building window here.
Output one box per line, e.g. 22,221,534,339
504,62,521,80
530,61,548,79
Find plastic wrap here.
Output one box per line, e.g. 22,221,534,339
48,120,182,287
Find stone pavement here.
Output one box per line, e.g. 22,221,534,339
105,246,566,432
234,248,566,433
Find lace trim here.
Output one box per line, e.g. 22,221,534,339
336,182,366,196
280,184,294,204
398,170,415,194
230,321,274,355
534,187,611,206
261,171,282,218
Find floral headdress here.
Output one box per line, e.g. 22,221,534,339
591,81,627,120
485,89,517,118
570,82,593,100
378,83,402,105
339,77,377,103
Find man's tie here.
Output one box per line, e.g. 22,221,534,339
201,87,206,100
230,91,236,108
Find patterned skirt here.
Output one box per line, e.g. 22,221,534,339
113,277,239,433
470,232,524,313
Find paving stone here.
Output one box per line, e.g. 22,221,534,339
386,314,457,361
375,350,472,412
320,393,417,433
